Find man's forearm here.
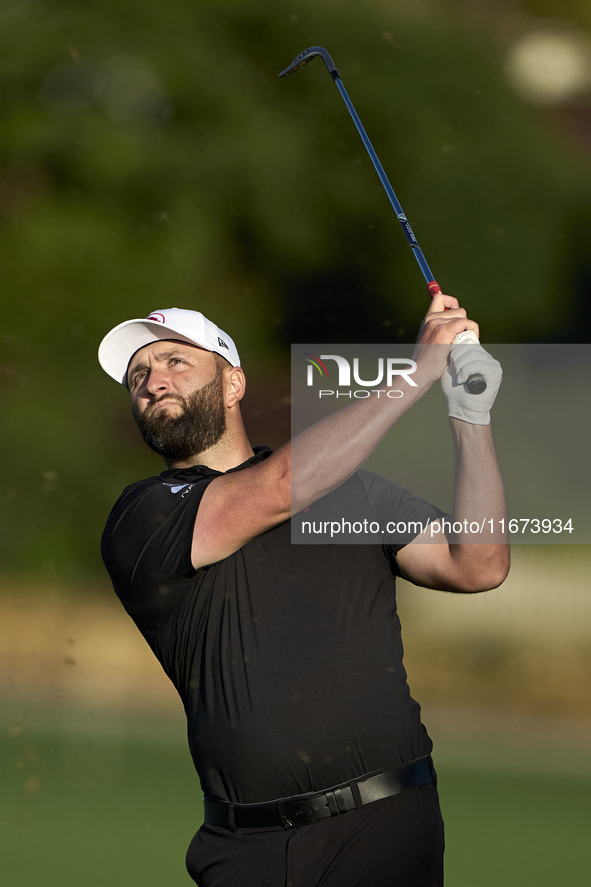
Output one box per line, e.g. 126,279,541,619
289,368,436,513
447,419,510,587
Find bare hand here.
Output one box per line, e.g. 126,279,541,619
413,294,480,384
418,294,479,345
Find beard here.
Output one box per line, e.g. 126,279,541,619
134,371,226,460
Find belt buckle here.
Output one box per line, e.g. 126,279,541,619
277,798,296,828
277,794,326,828
277,787,352,828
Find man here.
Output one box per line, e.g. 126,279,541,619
98,295,508,887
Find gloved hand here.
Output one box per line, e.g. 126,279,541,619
441,331,502,425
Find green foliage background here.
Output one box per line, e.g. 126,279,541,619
1,0,590,579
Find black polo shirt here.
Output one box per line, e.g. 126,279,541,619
101,448,445,804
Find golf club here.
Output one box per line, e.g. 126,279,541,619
280,46,487,395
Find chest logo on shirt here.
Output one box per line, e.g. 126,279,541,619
162,482,195,497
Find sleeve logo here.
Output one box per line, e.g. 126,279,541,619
162,481,194,497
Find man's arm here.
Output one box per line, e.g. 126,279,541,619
190,294,484,569
396,420,510,593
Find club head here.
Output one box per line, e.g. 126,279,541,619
279,46,339,79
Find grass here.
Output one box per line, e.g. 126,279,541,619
2,716,201,886
440,765,591,885
2,710,590,886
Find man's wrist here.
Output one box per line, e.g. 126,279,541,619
447,405,491,425
449,417,494,443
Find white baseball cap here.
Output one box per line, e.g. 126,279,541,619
98,308,241,385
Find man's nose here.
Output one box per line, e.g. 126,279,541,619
146,367,171,395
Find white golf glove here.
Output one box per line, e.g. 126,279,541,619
441,330,502,425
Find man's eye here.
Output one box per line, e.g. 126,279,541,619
169,358,185,366
133,371,147,387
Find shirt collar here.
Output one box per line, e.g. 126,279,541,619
159,446,272,481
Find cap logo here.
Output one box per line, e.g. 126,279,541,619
147,313,166,323
217,337,229,349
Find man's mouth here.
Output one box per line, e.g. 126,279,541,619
149,398,182,414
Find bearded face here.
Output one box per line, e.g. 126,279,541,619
134,366,226,460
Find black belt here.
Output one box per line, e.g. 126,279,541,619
203,756,436,830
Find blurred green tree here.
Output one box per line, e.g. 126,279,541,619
0,0,588,579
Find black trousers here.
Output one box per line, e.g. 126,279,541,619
186,783,444,887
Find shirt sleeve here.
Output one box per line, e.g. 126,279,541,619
101,476,214,629
291,470,447,556
356,471,448,573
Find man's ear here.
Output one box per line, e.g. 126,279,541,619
225,366,246,408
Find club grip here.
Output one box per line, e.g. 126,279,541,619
452,329,487,394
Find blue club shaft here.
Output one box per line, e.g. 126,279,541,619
280,47,487,394
332,76,436,287
279,46,442,296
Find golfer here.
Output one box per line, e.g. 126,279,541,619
98,293,508,887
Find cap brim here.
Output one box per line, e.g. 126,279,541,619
98,319,203,385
